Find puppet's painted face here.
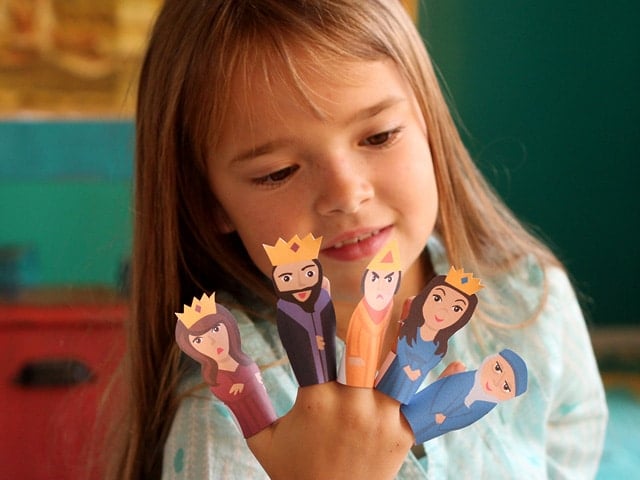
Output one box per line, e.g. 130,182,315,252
422,285,468,331
272,259,321,302
208,58,437,306
189,322,231,363
479,354,516,402
363,269,400,311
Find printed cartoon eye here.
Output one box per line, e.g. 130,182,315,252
385,274,394,283
212,325,221,333
282,274,292,282
502,381,512,393
432,294,442,302
494,361,503,373
370,272,380,283
360,127,402,148
253,165,299,186
452,305,463,313
305,270,315,278
192,337,202,345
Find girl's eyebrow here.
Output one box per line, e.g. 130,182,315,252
229,97,407,164
231,138,293,165
345,96,406,125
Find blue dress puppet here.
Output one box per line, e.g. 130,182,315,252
401,349,528,444
376,267,482,404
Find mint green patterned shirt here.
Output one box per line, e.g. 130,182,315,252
163,238,607,479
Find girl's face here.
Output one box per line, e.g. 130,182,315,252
421,285,468,331
189,322,231,363
208,58,438,305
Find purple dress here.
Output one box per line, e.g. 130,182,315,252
210,362,277,438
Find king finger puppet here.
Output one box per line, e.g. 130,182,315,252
376,267,483,404
400,349,528,444
343,238,402,388
263,233,337,387
175,292,277,438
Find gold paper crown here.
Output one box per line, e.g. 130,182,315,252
444,266,484,296
176,292,218,329
263,233,323,266
367,238,401,271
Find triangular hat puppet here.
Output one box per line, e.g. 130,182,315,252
367,238,401,272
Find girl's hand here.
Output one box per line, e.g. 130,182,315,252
247,382,414,480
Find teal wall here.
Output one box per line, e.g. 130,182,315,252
0,121,133,288
419,2,639,325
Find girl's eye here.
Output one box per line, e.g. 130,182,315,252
494,361,503,373
432,294,442,302
502,381,512,393
192,337,202,344
360,128,402,148
253,165,299,186
452,305,463,313
212,325,220,333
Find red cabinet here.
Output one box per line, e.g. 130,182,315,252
0,296,126,479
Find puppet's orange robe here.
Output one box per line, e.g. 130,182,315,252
344,300,392,387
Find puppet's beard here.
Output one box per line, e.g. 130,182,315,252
278,282,322,314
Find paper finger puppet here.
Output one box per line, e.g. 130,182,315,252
263,234,337,387
343,238,401,388
376,267,483,404
175,292,277,438
400,349,528,444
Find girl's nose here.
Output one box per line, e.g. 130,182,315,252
314,156,374,216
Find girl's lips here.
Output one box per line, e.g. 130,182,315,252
321,227,392,262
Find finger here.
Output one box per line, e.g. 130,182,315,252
401,296,415,319
438,361,465,379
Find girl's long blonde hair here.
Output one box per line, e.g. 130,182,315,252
109,1,558,478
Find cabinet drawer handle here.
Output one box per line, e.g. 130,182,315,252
14,358,95,388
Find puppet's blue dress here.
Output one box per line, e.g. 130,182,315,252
376,336,441,404
401,370,496,443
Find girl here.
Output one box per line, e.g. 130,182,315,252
109,0,607,478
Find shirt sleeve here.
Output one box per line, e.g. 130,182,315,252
542,267,608,479
162,375,271,480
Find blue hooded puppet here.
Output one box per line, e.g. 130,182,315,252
401,349,528,444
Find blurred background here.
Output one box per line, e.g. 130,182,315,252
0,0,637,478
